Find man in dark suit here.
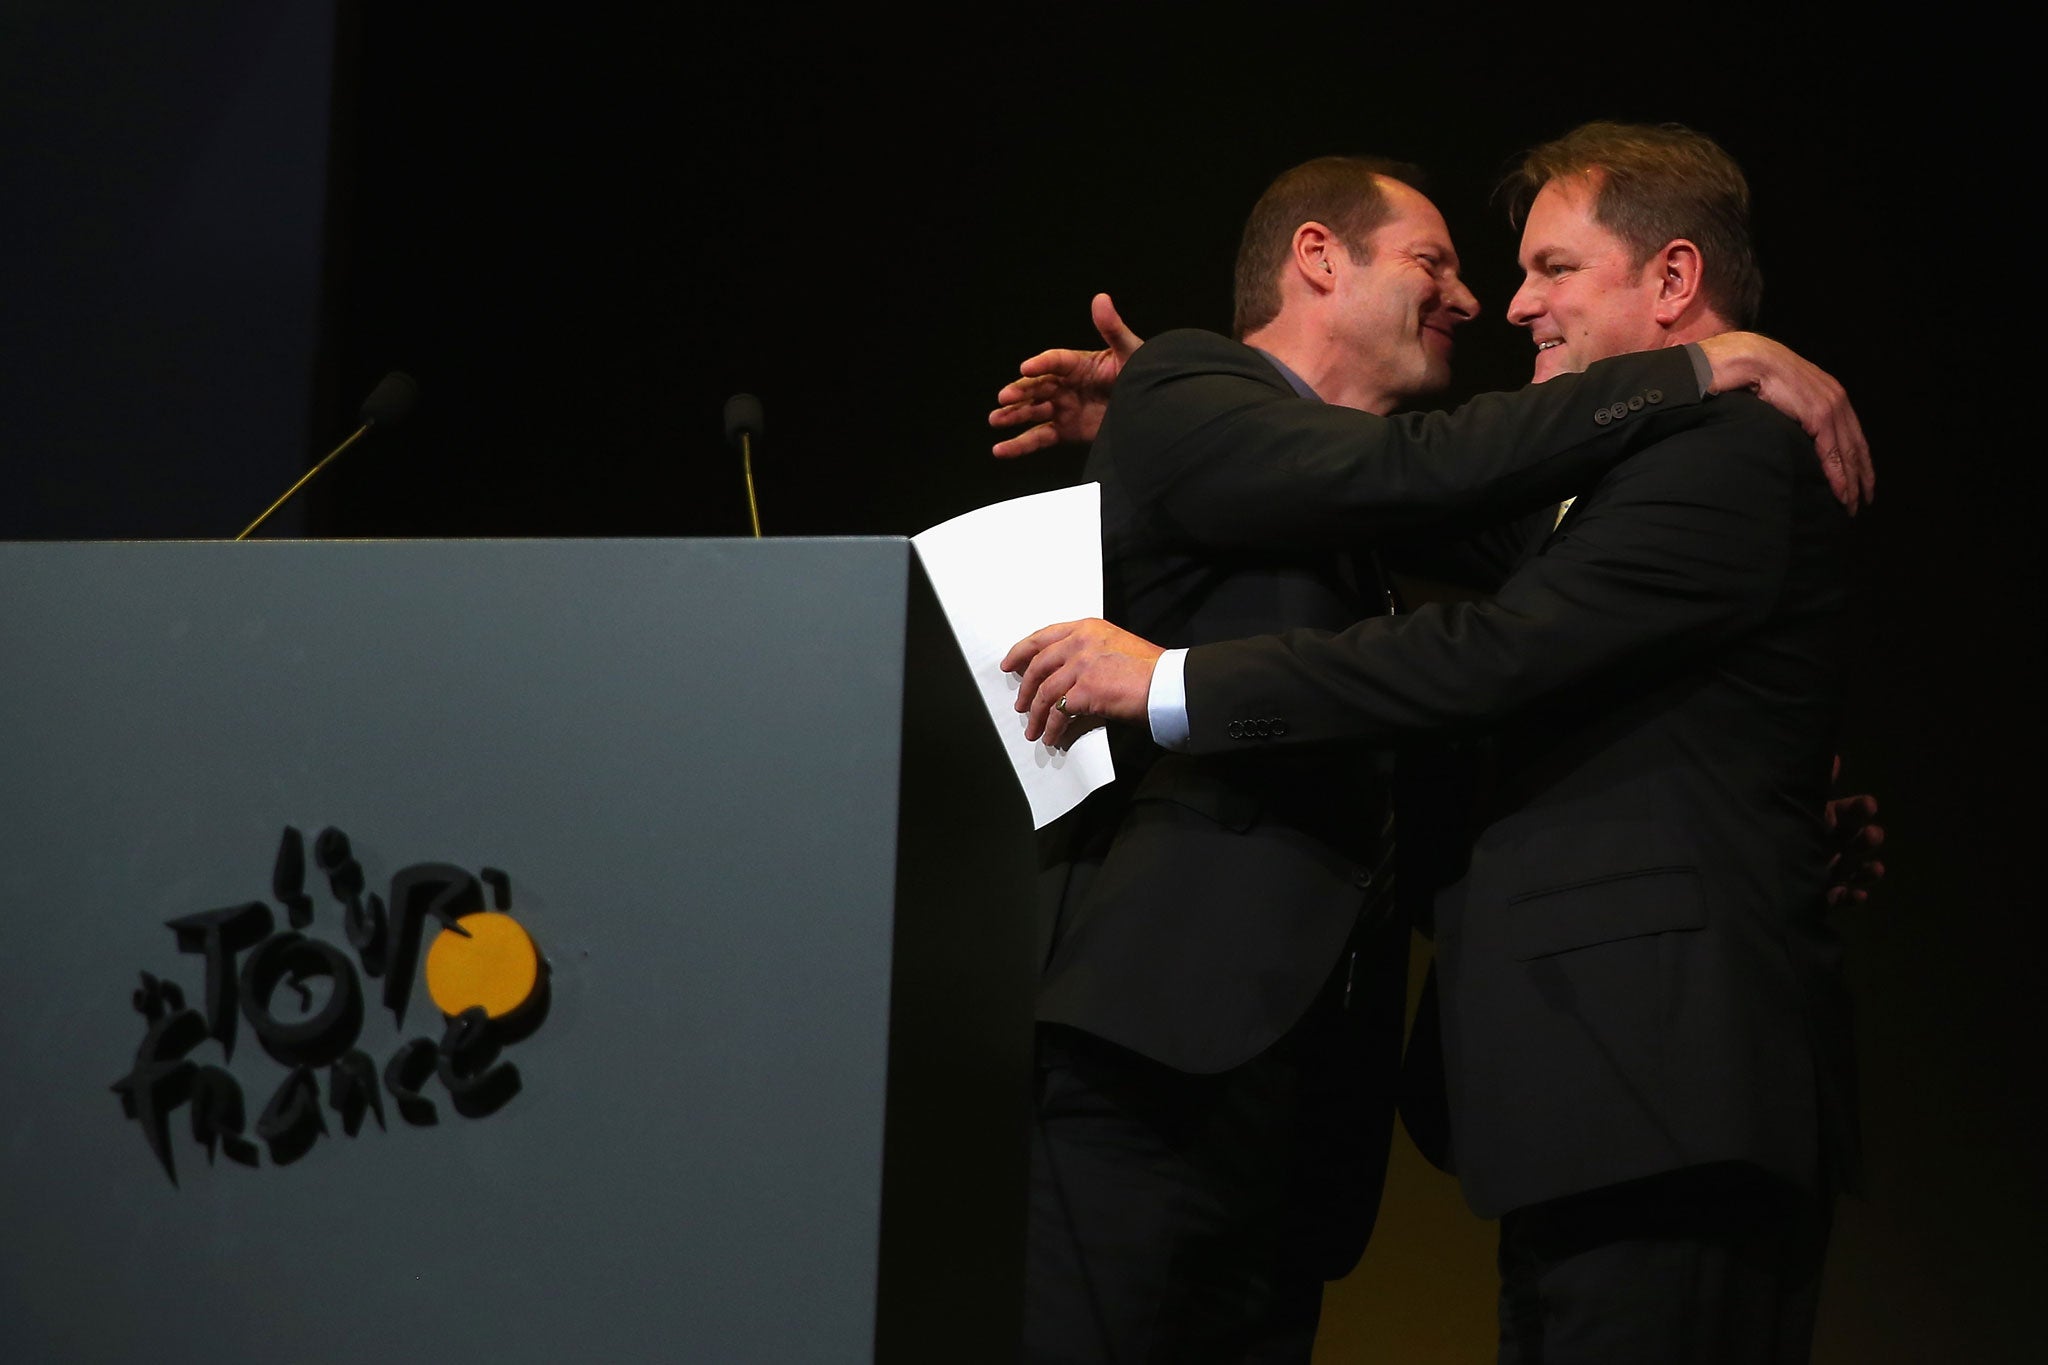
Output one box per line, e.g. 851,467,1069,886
1007,144,1867,1363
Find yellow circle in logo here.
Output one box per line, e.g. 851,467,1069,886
424,912,540,1019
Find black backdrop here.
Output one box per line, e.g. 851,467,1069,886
5,4,2039,1359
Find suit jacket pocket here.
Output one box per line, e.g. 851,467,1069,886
1502,866,1704,961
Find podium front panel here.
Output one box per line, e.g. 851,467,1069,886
0,538,1033,1364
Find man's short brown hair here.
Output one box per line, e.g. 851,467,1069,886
1232,155,1428,337
1499,121,1763,329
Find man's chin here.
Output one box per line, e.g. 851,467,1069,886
1530,350,1572,384
1387,361,1456,407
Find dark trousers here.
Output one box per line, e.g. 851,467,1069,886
1022,939,1402,1365
1496,1163,1834,1365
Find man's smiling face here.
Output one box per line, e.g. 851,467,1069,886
1331,177,1480,405
1507,173,1669,383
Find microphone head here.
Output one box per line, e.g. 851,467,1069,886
723,392,764,448
359,371,419,428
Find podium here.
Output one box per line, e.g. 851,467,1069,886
0,538,1038,1363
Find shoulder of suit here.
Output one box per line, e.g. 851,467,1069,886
1695,391,1814,460
1130,329,1253,368
1632,388,1826,495
1129,328,1272,378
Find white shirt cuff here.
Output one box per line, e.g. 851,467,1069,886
1148,647,1192,752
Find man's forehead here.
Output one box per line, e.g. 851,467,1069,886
1518,176,1620,258
1369,178,1458,255
1374,175,1443,220
1531,172,1601,216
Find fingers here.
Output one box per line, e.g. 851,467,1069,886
1812,380,1872,517
1030,672,1122,745
1026,646,1112,742
1001,620,1078,676
1823,797,1885,909
1841,422,1875,509
1818,374,1874,509
1005,621,1131,743
1016,347,1092,380
989,397,1052,428
989,382,1057,458
993,359,1101,457
1825,857,1886,906
991,424,1058,459
1824,795,1879,844
1004,623,1086,740
1822,761,1885,910
995,373,1059,409
1022,659,1081,742
1820,448,1856,516
1722,332,1867,516
1038,699,1106,750
1804,387,1858,517
1030,673,1081,745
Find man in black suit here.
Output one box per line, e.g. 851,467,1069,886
1004,144,1867,1363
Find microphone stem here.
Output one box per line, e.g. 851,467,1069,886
235,423,371,541
742,433,762,538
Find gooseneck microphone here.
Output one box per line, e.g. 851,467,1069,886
235,371,419,540
723,392,764,538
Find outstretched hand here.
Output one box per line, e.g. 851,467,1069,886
1696,332,1874,515
989,293,1145,458
1001,617,1164,747
1824,753,1886,908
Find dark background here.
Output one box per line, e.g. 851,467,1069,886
3,4,2036,1359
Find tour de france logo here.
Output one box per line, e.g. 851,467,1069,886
112,825,549,1184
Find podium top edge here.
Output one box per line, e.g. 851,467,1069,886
1,535,918,547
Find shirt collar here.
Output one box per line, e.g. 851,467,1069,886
1251,347,1322,403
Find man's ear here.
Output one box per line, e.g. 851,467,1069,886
1292,222,1342,295
1653,239,1704,325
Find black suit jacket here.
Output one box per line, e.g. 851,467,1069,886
1038,329,1708,1077
1180,382,1856,1219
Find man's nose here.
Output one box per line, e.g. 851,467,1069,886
1506,280,1540,327
1446,275,1481,323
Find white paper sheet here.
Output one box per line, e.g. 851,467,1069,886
912,483,1114,829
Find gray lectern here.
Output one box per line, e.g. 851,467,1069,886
0,538,1038,1364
